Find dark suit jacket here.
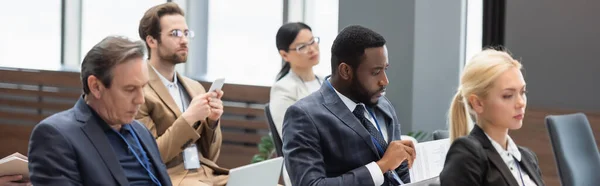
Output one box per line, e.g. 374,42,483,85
28,97,172,186
440,125,545,186
282,82,410,186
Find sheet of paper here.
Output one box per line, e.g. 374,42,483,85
0,152,27,164
409,139,450,182
0,152,29,179
404,176,439,186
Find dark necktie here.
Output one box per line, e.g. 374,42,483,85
353,105,388,155
353,105,402,185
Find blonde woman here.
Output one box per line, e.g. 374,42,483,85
440,49,545,186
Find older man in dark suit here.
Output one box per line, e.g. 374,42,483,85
28,36,172,186
282,25,416,186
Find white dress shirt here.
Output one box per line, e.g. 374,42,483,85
151,65,190,112
329,79,389,186
485,134,538,186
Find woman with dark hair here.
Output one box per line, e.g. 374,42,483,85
270,22,322,137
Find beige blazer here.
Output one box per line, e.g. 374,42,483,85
269,71,323,137
136,64,227,185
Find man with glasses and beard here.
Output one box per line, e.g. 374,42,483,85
282,25,416,186
136,3,227,186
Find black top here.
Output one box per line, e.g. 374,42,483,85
440,125,545,186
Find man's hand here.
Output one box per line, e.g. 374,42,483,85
182,92,213,125
207,90,224,125
0,175,31,186
376,140,416,173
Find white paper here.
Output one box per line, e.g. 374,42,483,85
409,139,450,182
404,176,439,186
0,153,27,164
0,152,29,179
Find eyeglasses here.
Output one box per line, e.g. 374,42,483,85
291,37,320,54
167,29,195,39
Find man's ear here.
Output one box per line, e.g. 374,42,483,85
146,35,157,49
338,63,353,81
87,75,105,99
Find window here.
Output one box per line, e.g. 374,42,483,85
304,0,339,77
81,0,166,63
206,0,283,86
0,0,62,70
465,0,483,64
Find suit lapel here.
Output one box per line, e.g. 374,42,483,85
518,149,544,186
147,64,182,117
75,99,129,186
177,73,201,98
486,148,520,186
471,126,520,186
320,82,380,157
375,102,395,141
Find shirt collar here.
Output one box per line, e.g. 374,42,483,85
327,78,362,112
150,64,178,87
485,132,522,161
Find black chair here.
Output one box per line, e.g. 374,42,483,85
433,130,449,140
546,113,600,186
265,103,284,157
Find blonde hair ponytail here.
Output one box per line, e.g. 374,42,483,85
448,90,471,141
448,49,522,141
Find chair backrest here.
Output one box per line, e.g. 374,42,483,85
546,113,600,186
433,130,449,140
265,103,284,157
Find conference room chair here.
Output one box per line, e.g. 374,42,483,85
546,113,600,186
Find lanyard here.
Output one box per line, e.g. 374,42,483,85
367,107,405,185
366,108,385,144
514,157,526,186
114,125,162,186
366,108,386,155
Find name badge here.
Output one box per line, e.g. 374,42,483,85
183,144,201,169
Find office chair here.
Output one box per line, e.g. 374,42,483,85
433,130,449,140
265,103,284,157
546,113,600,186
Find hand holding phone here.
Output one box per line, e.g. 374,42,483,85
208,78,225,93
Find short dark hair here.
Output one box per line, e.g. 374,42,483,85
275,22,312,81
331,25,386,75
81,36,146,94
138,2,185,59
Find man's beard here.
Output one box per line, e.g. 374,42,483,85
349,74,385,107
157,46,187,64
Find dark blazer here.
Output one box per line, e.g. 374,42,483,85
440,125,545,186
282,81,410,186
28,97,172,186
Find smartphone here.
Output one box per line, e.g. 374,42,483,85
208,78,225,93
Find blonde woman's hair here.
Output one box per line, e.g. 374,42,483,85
448,49,522,141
